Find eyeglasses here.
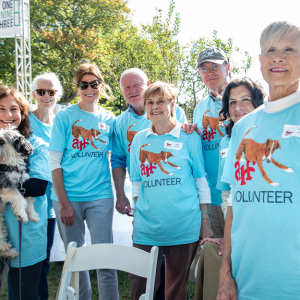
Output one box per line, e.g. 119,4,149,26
36,89,57,96
77,80,102,90
198,64,221,74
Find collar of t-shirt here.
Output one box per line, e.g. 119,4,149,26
209,91,222,102
264,90,300,113
146,121,181,138
128,105,146,117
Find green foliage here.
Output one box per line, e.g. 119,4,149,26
29,0,131,104
0,0,251,118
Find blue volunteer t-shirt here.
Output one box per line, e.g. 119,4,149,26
193,94,227,206
216,135,230,191
5,135,51,267
130,124,206,246
49,104,115,201
112,104,187,174
222,91,300,299
29,112,55,218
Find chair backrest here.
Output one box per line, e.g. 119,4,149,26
56,242,158,300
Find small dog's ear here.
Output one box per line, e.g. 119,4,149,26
14,137,33,156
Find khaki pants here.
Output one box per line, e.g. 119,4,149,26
194,242,222,300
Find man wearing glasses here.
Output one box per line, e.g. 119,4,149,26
193,47,230,238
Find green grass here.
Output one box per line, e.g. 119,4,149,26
0,262,195,299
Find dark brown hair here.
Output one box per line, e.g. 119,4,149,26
0,85,32,138
219,77,265,137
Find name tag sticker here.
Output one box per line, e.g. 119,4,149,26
164,140,182,150
281,125,300,138
98,122,110,132
221,148,228,158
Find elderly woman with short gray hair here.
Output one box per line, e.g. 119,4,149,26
30,72,62,300
217,21,300,300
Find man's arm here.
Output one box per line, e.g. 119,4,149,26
217,206,237,300
112,166,131,214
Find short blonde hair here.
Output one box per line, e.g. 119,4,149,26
142,81,178,106
260,21,300,55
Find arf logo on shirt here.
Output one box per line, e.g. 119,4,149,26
281,125,300,138
139,143,180,176
221,148,228,158
201,110,225,141
98,122,110,133
164,140,182,150
235,126,294,187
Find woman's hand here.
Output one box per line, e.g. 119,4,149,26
200,218,213,239
60,201,75,227
199,237,224,256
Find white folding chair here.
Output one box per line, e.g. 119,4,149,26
56,242,158,300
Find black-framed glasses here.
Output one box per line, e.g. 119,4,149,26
198,64,221,74
36,89,57,96
77,80,102,90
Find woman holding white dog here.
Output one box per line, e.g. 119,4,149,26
30,72,62,300
49,63,119,299
0,85,51,300
129,81,212,300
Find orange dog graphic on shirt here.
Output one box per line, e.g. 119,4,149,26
139,144,180,176
72,119,107,150
202,110,225,137
236,126,293,187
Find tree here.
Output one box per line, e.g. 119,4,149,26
29,0,131,103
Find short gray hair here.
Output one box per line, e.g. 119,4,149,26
119,68,149,89
260,21,300,55
32,72,63,97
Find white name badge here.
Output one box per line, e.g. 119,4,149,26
164,140,182,150
220,147,228,158
281,125,300,138
98,122,110,132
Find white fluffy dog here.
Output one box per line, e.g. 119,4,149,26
0,129,39,260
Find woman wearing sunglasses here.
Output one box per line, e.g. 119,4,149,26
49,63,119,299
29,72,62,300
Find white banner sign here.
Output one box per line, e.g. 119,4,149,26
0,0,21,37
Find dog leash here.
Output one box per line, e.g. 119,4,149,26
18,220,22,300
18,169,25,300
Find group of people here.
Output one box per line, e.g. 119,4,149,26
0,19,299,300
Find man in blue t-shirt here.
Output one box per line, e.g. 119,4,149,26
193,47,230,238
111,68,187,215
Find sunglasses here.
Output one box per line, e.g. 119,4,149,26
198,64,222,74
36,89,57,96
77,80,102,90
